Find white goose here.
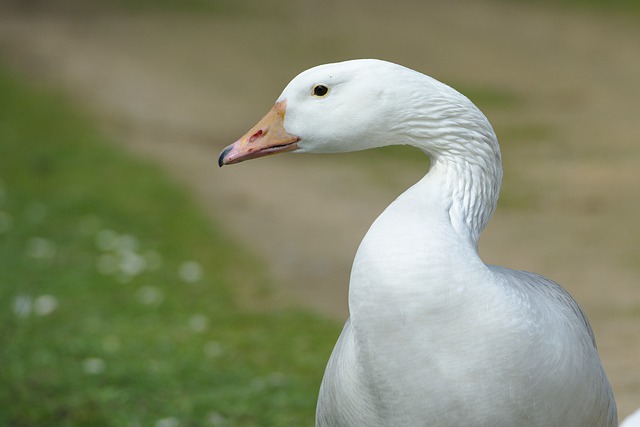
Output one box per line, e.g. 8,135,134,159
219,59,618,426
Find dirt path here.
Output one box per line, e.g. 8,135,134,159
1,0,639,417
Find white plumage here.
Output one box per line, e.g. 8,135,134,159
219,59,618,426
622,409,640,427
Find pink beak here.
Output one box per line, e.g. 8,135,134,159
218,100,300,167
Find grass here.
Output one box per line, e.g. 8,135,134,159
0,64,339,426
6,0,278,16
7,0,640,16
524,0,640,14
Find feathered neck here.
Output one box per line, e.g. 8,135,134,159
393,89,503,245
425,136,502,246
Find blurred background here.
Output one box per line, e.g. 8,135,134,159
0,0,638,425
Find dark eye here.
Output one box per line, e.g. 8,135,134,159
312,84,329,97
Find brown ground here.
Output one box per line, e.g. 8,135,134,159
1,0,638,419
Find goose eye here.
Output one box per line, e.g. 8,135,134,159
312,84,330,97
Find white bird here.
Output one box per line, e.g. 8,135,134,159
622,409,640,427
219,59,618,426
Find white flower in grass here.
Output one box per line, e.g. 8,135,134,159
188,314,208,333
266,371,287,387
96,229,119,251
207,412,228,426
137,286,164,306
250,372,288,392
204,341,225,358
26,237,56,259
115,234,139,252
34,295,58,316
118,249,147,277
83,357,106,375
13,295,32,318
155,417,180,427
178,260,203,283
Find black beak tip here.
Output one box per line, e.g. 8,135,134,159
218,147,231,168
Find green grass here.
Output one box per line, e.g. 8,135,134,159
0,64,339,426
524,0,640,14
10,0,640,16
8,0,277,16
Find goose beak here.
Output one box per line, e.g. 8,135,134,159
218,100,300,167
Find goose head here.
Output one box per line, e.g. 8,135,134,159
219,59,503,241
219,59,499,167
